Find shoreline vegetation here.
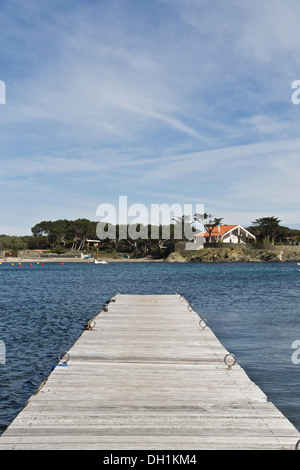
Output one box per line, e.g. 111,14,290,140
2,245,300,263
1,216,300,263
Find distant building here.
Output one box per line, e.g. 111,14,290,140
194,225,256,244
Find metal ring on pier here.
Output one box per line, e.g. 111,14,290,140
224,354,237,369
199,319,207,329
58,351,70,364
188,304,194,312
88,320,96,330
295,439,300,450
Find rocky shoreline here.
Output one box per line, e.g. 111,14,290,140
166,246,300,263
2,246,300,264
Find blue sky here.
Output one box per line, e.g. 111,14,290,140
1,0,300,235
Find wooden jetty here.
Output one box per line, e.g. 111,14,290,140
0,293,299,450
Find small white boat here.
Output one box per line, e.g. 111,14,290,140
94,259,108,264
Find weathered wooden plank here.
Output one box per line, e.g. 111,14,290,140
0,293,299,450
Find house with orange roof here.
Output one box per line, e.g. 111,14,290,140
194,225,256,245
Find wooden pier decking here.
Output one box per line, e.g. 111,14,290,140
0,293,299,450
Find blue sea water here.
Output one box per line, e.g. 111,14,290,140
0,261,300,435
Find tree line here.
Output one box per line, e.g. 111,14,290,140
245,217,300,245
1,215,299,257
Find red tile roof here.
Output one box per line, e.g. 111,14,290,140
195,225,238,237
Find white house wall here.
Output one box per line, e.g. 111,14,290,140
222,233,240,243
